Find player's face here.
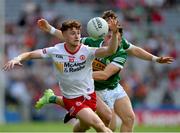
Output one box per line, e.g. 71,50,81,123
63,28,81,46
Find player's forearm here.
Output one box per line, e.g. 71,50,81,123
107,31,119,55
129,46,158,61
95,32,119,58
50,26,64,41
93,71,109,81
14,50,42,62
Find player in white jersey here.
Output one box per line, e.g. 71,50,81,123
3,19,120,132
42,43,95,98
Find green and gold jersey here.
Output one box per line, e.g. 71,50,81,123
81,37,132,90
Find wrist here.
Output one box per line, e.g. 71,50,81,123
14,56,22,62
50,26,56,34
152,56,158,62
112,29,118,34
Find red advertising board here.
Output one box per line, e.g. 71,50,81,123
135,110,180,125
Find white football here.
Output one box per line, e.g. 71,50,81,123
87,17,109,39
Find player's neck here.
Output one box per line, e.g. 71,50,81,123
64,43,81,54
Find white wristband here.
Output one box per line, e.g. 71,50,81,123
14,56,22,62
152,56,158,62
50,26,56,34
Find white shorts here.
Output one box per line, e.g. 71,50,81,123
96,83,127,109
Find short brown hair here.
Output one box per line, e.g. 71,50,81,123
60,20,81,32
102,10,117,20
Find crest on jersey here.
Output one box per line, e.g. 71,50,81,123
80,55,86,60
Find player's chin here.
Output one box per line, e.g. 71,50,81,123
72,42,80,46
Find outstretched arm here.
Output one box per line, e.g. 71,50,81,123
2,50,42,71
93,63,121,81
37,19,64,41
95,19,119,58
127,45,174,64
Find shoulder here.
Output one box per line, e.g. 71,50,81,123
54,42,64,48
80,43,91,50
45,43,64,53
53,43,65,51
80,44,97,53
81,37,103,47
80,37,88,43
121,37,132,50
112,46,128,58
121,37,128,44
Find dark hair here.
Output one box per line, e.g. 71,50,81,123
102,10,117,20
118,26,123,37
102,10,123,36
60,20,81,32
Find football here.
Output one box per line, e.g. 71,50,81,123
87,17,109,39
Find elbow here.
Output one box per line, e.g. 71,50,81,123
111,48,117,54
128,48,138,56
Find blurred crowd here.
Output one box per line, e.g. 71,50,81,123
4,0,180,122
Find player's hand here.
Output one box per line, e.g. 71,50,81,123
108,18,119,33
156,56,174,64
37,18,51,32
2,59,23,71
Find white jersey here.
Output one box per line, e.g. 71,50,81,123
41,43,97,99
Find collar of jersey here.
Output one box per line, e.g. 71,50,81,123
64,43,82,55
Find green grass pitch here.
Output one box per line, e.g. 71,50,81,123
0,122,180,132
